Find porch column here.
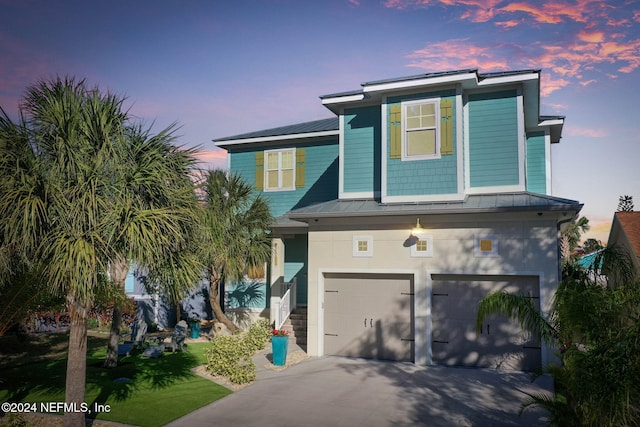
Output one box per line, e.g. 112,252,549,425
269,238,285,324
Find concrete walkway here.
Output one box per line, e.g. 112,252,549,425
166,347,553,427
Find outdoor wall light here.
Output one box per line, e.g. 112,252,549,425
411,218,423,235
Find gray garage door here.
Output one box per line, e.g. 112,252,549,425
324,273,414,361
431,274,541,371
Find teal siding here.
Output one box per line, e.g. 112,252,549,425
343,106,381,194
225,280,267,309
229,139,338,217
468,90,519,187
526,132,547,194
284,234,307,305
386,90,458,196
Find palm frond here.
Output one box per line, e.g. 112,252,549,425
477,291,558,345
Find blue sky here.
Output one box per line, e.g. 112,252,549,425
2,0,639,242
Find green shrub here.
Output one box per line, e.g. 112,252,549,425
244,318,272,353
205,318,272,384
87,317,99,329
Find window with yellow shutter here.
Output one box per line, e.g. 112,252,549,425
263,148,296,192
402,99,440,161
391,97,454,161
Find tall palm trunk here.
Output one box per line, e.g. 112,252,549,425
104,257,129,368
208,269,238,333
64,295,89,427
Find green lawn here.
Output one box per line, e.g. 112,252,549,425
0,333,231,427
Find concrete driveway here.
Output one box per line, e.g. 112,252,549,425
166,354,553,427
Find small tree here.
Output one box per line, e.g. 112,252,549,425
581,238,604,254
617,195,634,212
477,247,640,426
199,170,272,333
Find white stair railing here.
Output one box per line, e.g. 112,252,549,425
275,278,297,330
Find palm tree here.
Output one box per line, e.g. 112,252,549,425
102,123,202,368
476,247,640,426
199,169,272,333
0,77,200,426
560,216,590,260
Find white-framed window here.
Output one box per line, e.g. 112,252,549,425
402,99,441,161
353,235,373,257
411,234,434,257
474,235,499,257
264,148,295,192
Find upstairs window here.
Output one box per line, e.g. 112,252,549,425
265,149,295,191
403,100,440,160
389,98,453,160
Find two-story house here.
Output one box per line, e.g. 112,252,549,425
214,69,582,371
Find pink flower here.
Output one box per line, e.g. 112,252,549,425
271,329,289,336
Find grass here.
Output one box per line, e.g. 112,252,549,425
0,332,232,427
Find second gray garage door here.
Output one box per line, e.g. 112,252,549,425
324,273,414,362
431,274,541,371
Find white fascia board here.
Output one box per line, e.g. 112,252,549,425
321,93,366,105
338,113,345,197
363,73,478,93
477,72,539,87
465,184,526,194
538,118,564,127
381,193,466,204
339,191,376,199
214,130,339,147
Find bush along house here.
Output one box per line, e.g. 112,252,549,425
214,69,582,371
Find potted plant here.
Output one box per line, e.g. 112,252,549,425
271,328,289,366
188,315,201,339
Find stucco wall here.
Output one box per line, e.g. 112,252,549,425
305,212,561,365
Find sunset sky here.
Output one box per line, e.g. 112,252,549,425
1,0,638,242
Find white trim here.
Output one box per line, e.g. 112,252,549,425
339,191,376,199
263,148,296,192
410,234,434,257
455,88,465,196
545,130,552,194
352,235,373,257
338,113,345,197
476,72,539,87
465,184,525,194
517,88,526,188
381,100,389,200
538,118,563,127
400,98,441,161
473,234,499,257
382,193,465,203
363,72,478,94
321,93,366,105
214,130,339,147
464,92,471,191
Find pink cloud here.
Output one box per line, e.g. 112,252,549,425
391,0,640,91
564,125,608,138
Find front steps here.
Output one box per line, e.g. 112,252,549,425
280,307,307,350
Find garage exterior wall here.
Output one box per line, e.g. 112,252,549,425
305,214,560,367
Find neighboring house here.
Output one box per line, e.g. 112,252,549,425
214,69,582,371
606,211,640,282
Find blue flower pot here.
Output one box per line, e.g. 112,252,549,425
189,322,200,339
271,335,289,366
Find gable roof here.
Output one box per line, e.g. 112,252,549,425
609,211,640,259
214,69,564,147
214,117,338,146
286,192,582,220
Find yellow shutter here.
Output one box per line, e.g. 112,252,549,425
440,98,453,155
255,152,264,190
295,148,305,188
389,104,401,158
